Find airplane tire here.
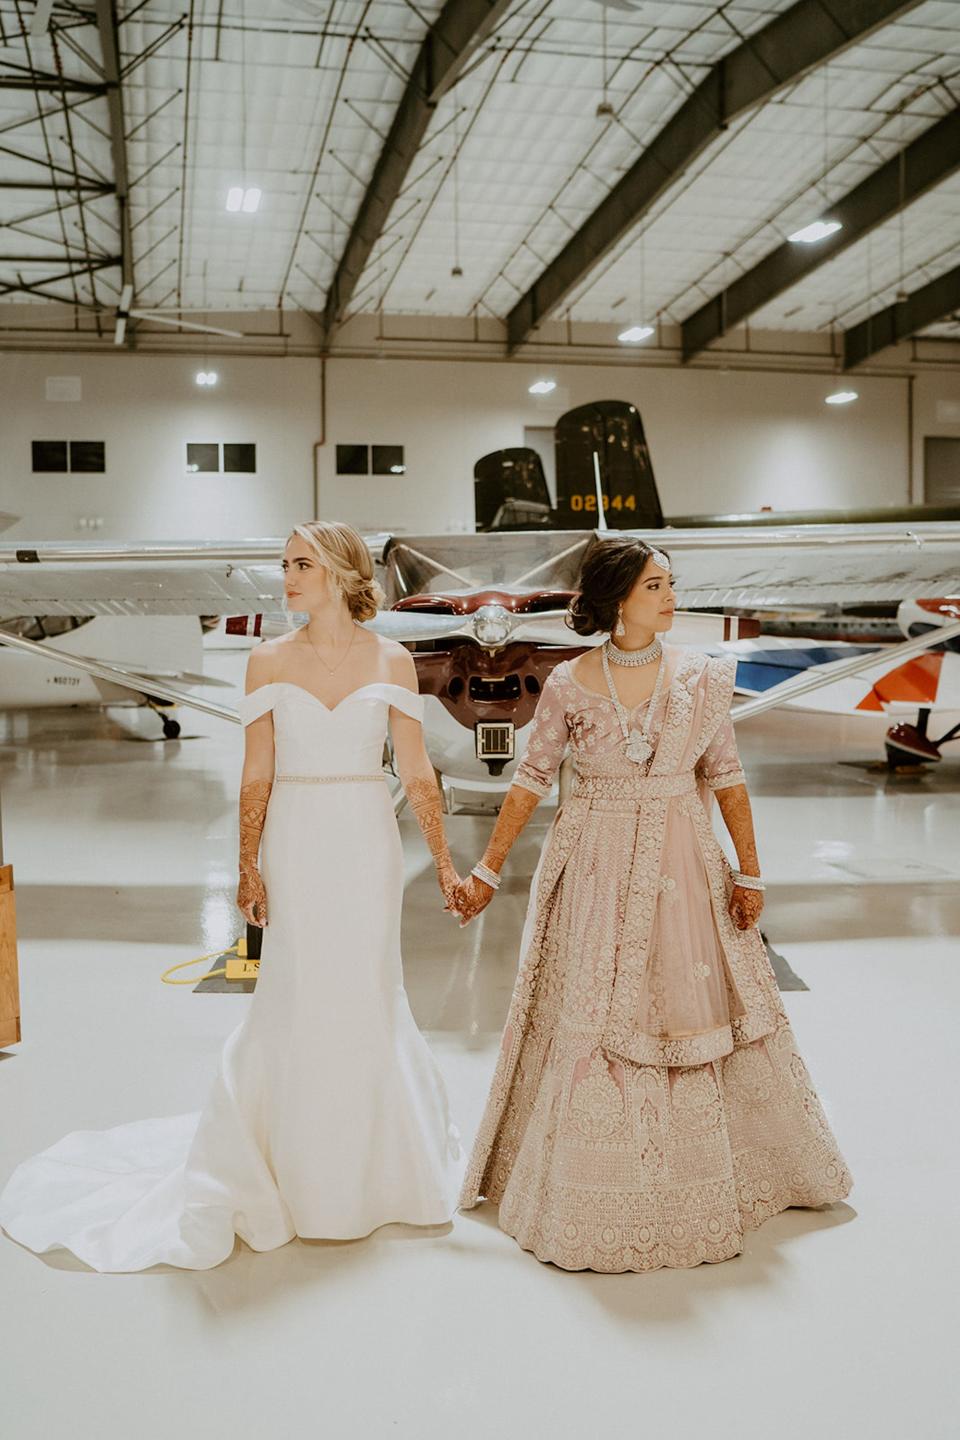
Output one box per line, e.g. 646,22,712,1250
162,718,181,740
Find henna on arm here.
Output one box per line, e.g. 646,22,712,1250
237,779,272,925
405,775,459,905
714,782,764,929
454,784,542,923
480,785,541,874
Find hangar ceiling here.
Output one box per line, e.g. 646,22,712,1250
0,0,957,359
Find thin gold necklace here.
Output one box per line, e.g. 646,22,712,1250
303,619,357,675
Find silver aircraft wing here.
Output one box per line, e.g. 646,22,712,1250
1,522,959,617
4,618,957,731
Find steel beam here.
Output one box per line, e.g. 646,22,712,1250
0,252,121,263
505,0,921,352
0,178,112,191
683,106,960,359
0,257,119,298
844,261,960,367
321,0,512,336
0,74,106,94
94,0,134,304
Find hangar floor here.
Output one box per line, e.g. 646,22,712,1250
1,674,958,1440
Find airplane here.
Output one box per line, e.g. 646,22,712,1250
0,613,234,738
1,399,958,775
2,524,958,788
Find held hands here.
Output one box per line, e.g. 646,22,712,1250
451,873,496,927
436,859,497,927
436,860,462,918
237,864,268,928
729,883,764,931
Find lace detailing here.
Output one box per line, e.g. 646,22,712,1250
706,769,747,791
568,1053,627,1141
513,773,553,797
512,669,570,796
460,645,853,1269
572,771,697,801
474,1007,852,1273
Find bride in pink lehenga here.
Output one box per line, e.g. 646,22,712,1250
454,536,852,1273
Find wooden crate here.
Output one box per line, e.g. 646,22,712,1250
0,865,20,1047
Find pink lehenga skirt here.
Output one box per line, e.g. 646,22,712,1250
461,794,853,1273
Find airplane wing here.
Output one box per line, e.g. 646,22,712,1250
3,523,958,618
5,613,957,732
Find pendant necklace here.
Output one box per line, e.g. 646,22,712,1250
303,620,357,675
601,637,666,766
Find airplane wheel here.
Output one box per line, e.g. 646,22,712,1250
162,717,181,739
884,722,940,767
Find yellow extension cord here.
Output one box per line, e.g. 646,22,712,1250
161,941,243,986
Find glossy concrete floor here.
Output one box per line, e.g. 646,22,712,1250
1,662,958,1440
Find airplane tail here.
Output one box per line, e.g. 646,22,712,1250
554,400,663,530
474,448,553,531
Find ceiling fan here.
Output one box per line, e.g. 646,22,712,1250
114,284,244,345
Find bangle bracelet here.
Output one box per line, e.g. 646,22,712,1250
732,871,765,892
471,862,501,891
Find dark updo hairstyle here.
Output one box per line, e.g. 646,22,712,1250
565,536,671,637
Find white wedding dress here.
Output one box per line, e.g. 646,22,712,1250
0,681,464,1271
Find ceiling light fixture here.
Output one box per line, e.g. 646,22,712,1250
618,324,655,343
226,187,261,213
196,370,219,387
788,219,842,244
529,379,556,395
825,389,858,405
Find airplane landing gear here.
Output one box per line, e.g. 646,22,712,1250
885,708,960,766
145,697,181,740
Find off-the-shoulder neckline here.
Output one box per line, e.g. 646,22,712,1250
244,680,420,715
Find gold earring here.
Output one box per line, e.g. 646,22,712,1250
614,609,626,637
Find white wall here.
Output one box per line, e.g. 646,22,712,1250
0,353,322,541
911,372,960,503
3,348,957,542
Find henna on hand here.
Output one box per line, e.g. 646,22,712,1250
238,866,268,927
238,779,272,926
453,874,495,926
729,884,764,930
437,861,462,913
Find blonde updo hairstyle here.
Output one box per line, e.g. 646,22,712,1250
290,520,385,622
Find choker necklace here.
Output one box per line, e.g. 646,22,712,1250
605,636,661,667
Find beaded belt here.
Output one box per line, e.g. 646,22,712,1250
572,771,697,802
275,773,386,785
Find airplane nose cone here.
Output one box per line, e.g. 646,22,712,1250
473,604,513,646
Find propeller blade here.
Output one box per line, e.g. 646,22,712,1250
365,612,470,643
119,283,133,311
114,315,126,347
508,614,578,646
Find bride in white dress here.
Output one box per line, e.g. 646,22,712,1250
0,520,465,1271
